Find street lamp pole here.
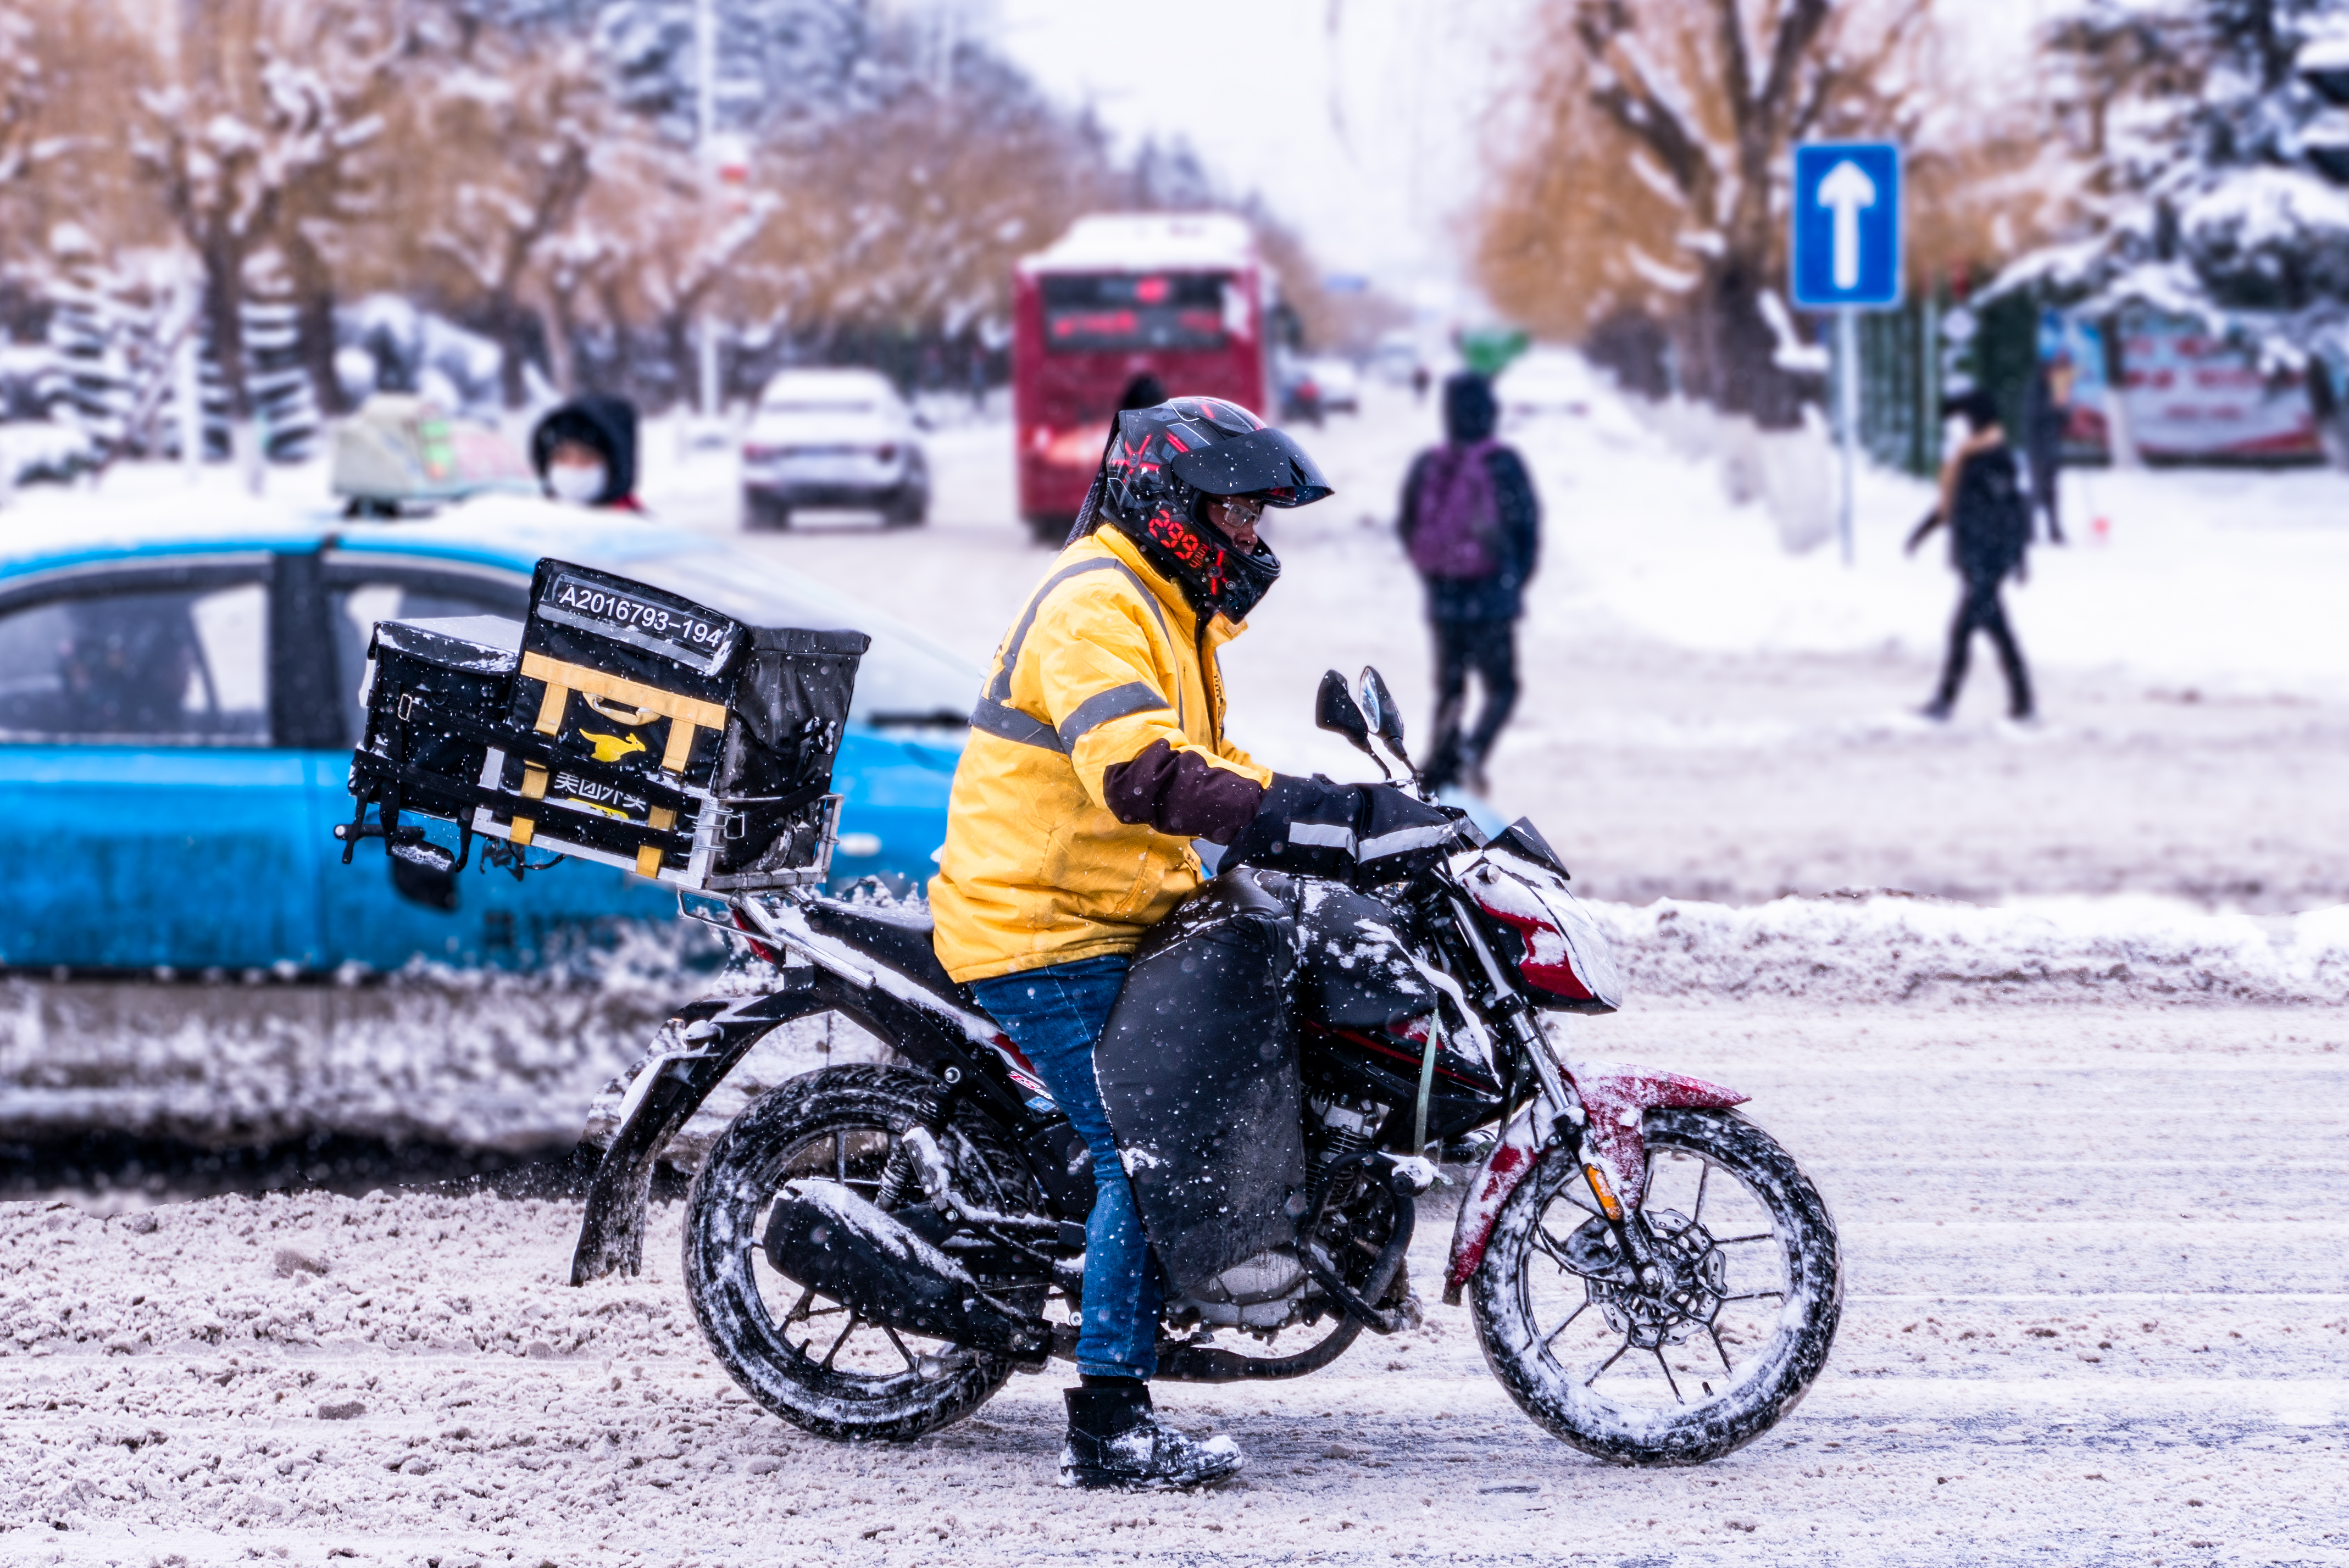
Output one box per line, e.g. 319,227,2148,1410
696,0,721,424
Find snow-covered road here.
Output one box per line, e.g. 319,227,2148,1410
643,376,2349,913
5,359,2347,1563
5,998,2344,1566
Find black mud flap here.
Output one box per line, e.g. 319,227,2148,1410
569,968,864,1285
1092,869,1306,1299
762,1180,1051,1355
568,961,1012,1286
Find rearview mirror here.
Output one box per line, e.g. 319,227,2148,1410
1315,669,1373,754
1360,666,1409,753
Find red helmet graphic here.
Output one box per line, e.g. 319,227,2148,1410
1087,397,1331,623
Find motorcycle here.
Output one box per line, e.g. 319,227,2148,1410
569,667,1841,1466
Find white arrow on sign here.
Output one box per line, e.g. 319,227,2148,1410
1817,159,1878,291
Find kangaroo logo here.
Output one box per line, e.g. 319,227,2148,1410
579,730,648,764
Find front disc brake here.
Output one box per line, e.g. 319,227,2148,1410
1570,1209,1729,1350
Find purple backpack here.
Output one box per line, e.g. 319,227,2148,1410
1409,440,1500,579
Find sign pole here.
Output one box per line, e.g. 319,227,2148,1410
1791,140,1900,568
1837,308,1859,566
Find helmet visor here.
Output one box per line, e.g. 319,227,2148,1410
1167,426,1334,507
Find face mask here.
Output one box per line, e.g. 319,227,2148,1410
547,461,607,505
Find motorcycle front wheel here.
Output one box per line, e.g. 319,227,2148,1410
682,1064,1052,1442
1469,1106,1841,1466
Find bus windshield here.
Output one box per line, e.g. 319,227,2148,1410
1041,273,1229,353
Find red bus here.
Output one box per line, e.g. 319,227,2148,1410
1012,213,1269,542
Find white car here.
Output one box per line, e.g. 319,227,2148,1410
740,369,929,530
1369,331,1423,386
1309,356,1362,414
1493,348,1596,424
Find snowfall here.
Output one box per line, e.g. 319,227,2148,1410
3,359,2346,1565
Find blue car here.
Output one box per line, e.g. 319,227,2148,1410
0,494,973,972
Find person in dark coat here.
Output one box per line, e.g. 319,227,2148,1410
1397,372,1541,793
1116,372,1168,416
530,394,643,511
2020,355,2075,544
1907,390,2035,722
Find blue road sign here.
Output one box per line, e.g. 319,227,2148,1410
1791,143,1902,309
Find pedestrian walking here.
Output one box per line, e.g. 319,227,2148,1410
2020,354,2075,544
1907,389,2035,722
1397,372,1541,794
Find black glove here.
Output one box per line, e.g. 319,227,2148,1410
1226,774,1459,880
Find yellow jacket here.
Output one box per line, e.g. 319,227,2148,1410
929,527,1273,983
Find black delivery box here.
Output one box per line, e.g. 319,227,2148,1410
346,559,869,892
351,615,524,850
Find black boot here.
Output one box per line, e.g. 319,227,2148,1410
1059,1383,1243,1491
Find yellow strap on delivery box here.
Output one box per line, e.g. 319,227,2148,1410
521,651,731,774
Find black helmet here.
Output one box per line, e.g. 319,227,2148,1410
1082,397,1333,623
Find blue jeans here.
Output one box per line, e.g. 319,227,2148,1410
968,953,1159,1380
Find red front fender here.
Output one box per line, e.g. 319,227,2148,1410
1442,1061,1747,1303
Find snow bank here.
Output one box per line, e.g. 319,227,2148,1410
1595,892,2349,1005
1497,350,2349,700
7,893,2342,1166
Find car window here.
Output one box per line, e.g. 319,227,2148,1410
332,578,525,745
765,403,883,422
0,582,269,744
607,549,978,728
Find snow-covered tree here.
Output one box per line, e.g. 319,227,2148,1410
2003,0,2349,382
736,44,1124,364
0,6,40,187
134,0,414,476
592,0,878,146
0,3,158,280
388,26,610,407
232,249,323,459
585,142,779,401
39,227,145,451
1478,0,1943,427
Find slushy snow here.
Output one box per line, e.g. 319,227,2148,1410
5,357,2349,1561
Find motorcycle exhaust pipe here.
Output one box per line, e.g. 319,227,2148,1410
761,1180,1052,1358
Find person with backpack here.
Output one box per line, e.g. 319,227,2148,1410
1397,372,1541,794
1906,389,2036,722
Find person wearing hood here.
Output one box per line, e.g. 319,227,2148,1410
930,396,1451,1491
529,395,643,511
1906,388,2035,722
1397,372,1541,795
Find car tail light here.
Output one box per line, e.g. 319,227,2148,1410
744,443,787,461
875,444,897,463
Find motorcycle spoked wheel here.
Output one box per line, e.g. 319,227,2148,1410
682,1065,1056,1442
1469,1106,1841,1466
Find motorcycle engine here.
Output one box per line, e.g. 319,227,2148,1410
1172,1093,1393,1336
1176,1247,1310,1331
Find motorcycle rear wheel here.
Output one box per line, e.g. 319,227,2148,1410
682,1064,1052,1442
1469,1106,1841,1466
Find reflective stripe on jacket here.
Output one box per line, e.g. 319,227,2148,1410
929,527,1272,983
